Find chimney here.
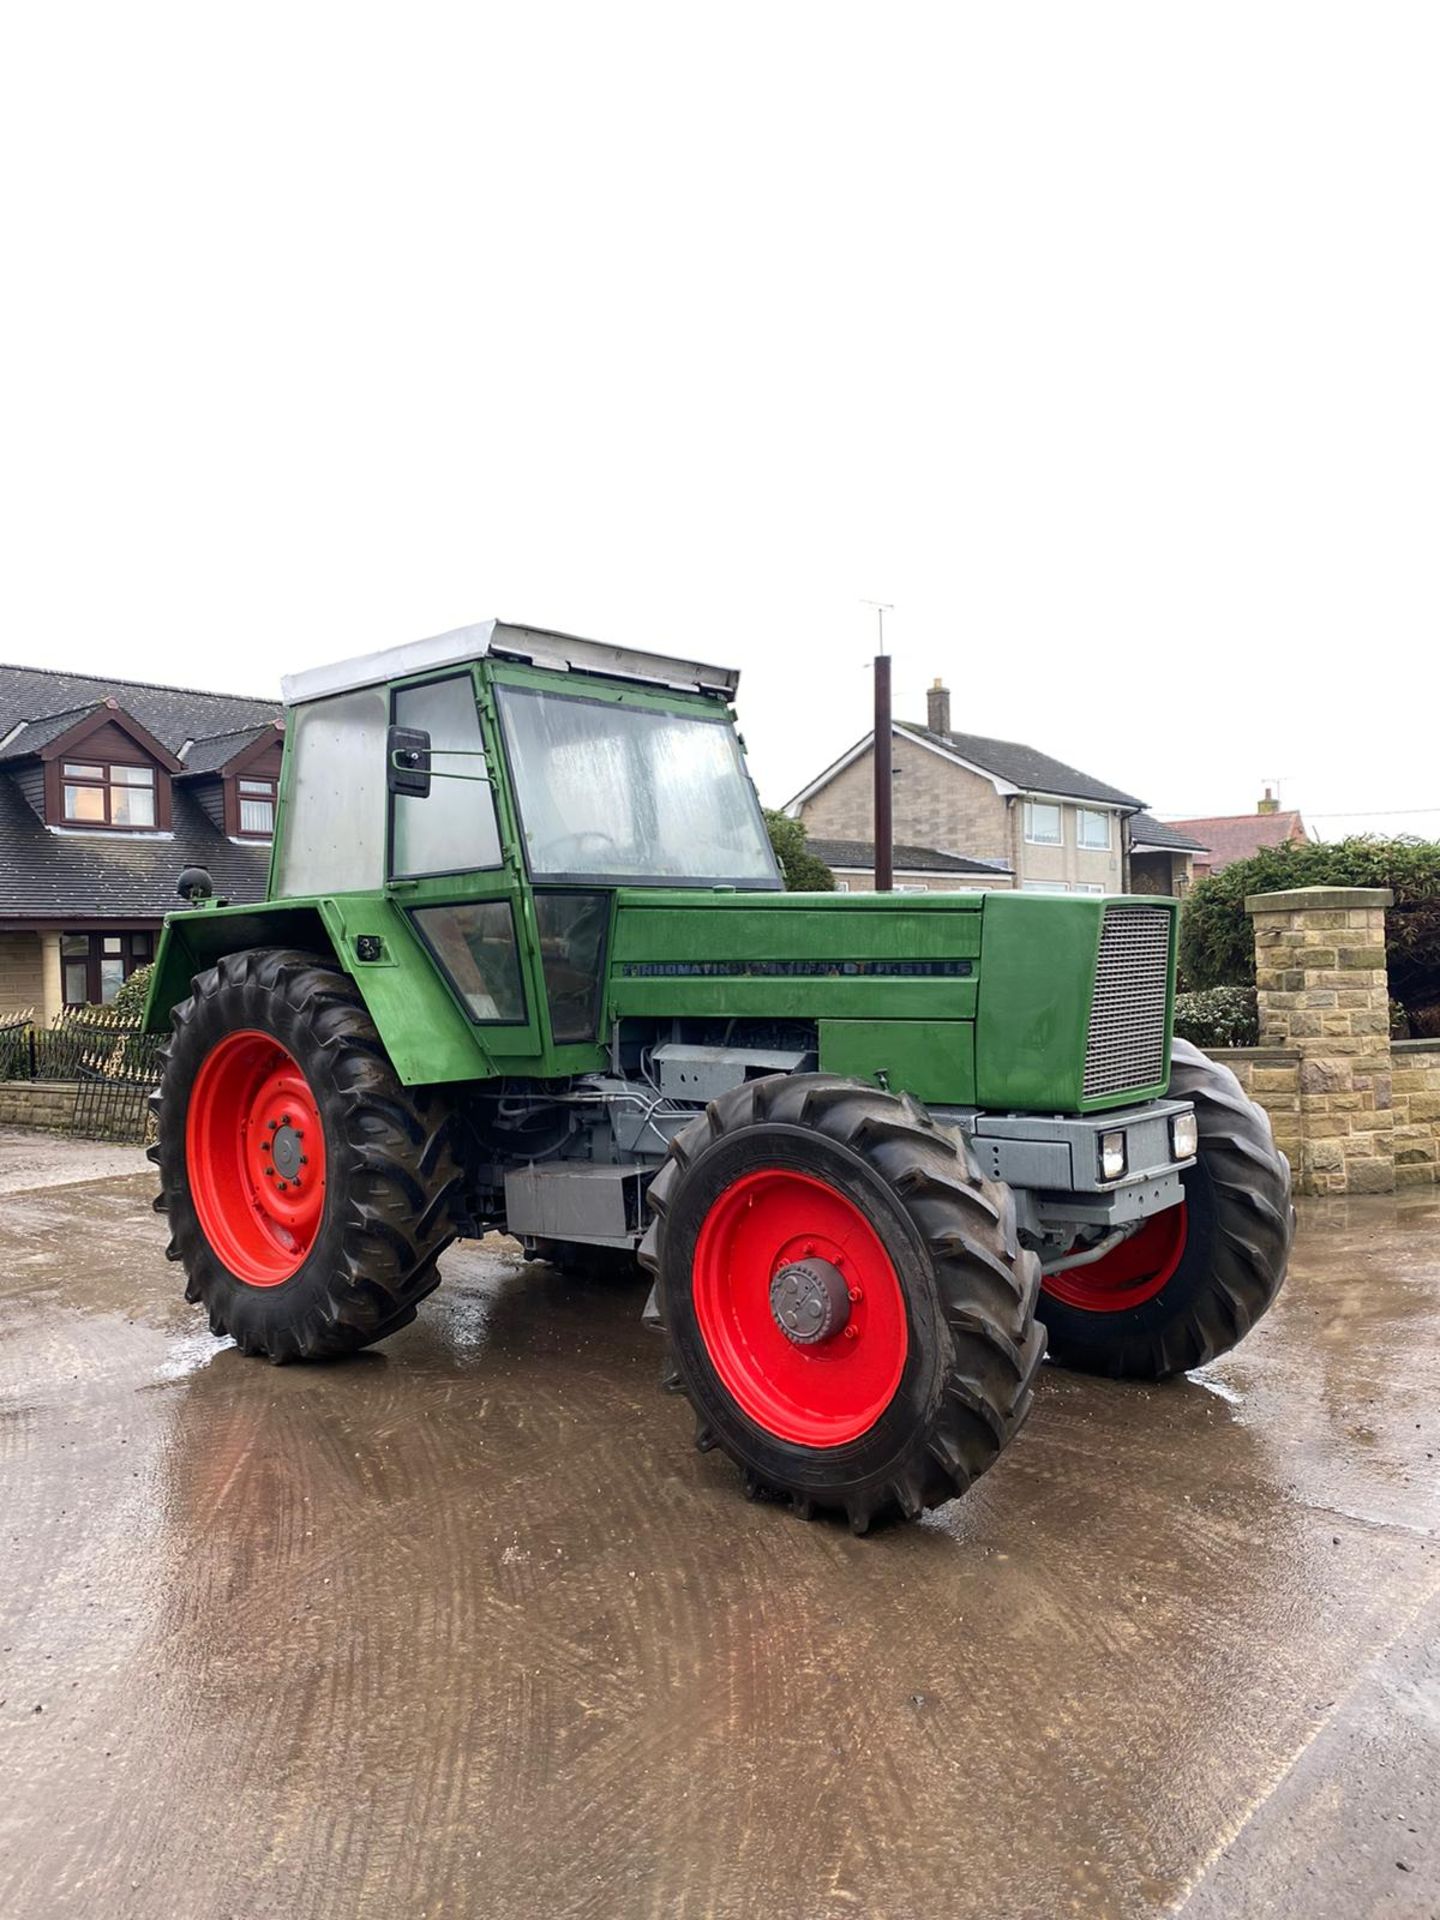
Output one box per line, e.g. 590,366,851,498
1258,786,1279,815
927,677,951,736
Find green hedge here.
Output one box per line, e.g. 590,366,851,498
111,963,155,1020
1173,985,1259,1051
1179,837,1440,1024
763,810,836,892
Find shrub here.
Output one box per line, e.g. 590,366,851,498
1179,836,1440,1024
1173,985,1259,1051
763,809,836,892
111,963,154,1020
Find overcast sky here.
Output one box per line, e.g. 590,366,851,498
2,4,1435,838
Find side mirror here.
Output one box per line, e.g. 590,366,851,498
387,725,432,797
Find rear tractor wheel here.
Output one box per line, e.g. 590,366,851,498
151,947,461,1361
1039,1038,1295,1378
640,1074,1046,1532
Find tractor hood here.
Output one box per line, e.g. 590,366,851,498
607,888,1178,1114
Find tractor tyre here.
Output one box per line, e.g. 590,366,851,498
639,1074,1046,1532
150,947,461,1361
1040,1038,1294,1379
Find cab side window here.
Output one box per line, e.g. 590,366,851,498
390,676,502,878
535,892,609,1042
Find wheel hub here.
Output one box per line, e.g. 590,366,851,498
769,1258,851,1345
269,1122,305,1181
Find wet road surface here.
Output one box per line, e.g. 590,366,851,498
0,1127,1436,1919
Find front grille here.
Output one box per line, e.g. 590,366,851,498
1082,905,1171,1100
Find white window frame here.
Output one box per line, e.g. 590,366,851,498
1073,883,1106,894
1021,880,1070,894
1077,808,1112,850
1023,801,1063,846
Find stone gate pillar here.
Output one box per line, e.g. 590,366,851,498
1245,886,1395,1195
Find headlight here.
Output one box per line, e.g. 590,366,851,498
1171,1111,1199,1160
1100,1131,1127,1181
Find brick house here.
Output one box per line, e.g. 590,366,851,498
0,664,282,1021
1169,791,1309,880
788,679,1203,896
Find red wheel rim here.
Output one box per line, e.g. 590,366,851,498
185,1030,327,1286
1042,1203,1188,1313
690,1168,909,1447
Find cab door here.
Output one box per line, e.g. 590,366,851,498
384,669,544,1065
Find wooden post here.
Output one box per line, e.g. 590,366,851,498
874,652,893,892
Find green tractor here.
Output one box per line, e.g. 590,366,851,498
146,621,1293,1531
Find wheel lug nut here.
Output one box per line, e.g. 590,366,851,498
848,1287,863,1303
282,1114,291,1125
299,1155,308,1166
843,1326,859,1341
263,1167,273,1178
268,1120,278,1131
277,1180,288,1192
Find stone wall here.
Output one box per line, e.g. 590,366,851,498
1228,884,1440,1196
1206,1047,1303,1168
1246,886,1396,1194
0,1081,78,1131
1391,1040,1440,1189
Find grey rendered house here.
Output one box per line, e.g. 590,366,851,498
787,678,1204,895
0,664,282,1021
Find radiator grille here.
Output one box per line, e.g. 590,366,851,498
1082,906,1171,1100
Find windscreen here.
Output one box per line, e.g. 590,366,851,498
497,686,780,886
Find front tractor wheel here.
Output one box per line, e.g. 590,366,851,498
151,948,461,1361
641,1075,1045,1532
1039,1038,1295,1379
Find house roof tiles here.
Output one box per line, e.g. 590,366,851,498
180,723,282,776
806,836,1011,876
1167,810,1308,872
0,663,281,926
0,664,278,758
0,774,271,922
1128,811,1209,853
900,723,1146,809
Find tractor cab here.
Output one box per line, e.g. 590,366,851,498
271,619,779,899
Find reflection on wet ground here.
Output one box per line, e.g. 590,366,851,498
0,1132,1435,1918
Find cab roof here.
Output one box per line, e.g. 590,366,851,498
280,619,741,707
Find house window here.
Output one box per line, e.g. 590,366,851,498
62,760,157,829
896,883,930,893
237,777,277,838
1077,809,1111,850
1023,802,1062,845
60,930,154,1006
1021,880,1070,894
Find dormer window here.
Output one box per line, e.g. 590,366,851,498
62,759,158,828
237,776,277,837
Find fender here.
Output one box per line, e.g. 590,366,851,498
143,891,488,1086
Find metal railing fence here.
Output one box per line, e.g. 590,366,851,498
0,1006,164,1142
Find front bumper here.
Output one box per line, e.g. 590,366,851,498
933,1097,1197,1233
